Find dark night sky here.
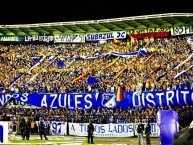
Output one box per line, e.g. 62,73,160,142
0,0,192,25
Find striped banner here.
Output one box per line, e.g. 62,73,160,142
174,64,193,79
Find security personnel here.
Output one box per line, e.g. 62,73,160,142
87,121,94,144
39,121,48,140
24,119,31,140
137,121,144,145
19,118,26,140
145,122,151,145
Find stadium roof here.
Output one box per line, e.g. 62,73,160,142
0,13,193,36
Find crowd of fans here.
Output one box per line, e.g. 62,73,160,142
0,34,193,133
0,35,192,94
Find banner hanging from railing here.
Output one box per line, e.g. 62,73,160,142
86,31,126,41
134,123,160,137
171,25,193,36
69,123,134,137
69,123,160,137
24,35,54,43
35,121,67,135
24,34,85,43
0,36,23,42
127,27,170,38
0,90,193,109
54,34,85,43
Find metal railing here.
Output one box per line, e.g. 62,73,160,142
0,13,193,28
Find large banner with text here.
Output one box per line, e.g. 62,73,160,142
86,31,126,41
3,121,160,137
134,123,160,137
127,27,170,38
69,123,134,137
69,123,160,137
171,25,193,36
24,35,54,43
0,90,193,109
54,34,85,43
24,34,85,43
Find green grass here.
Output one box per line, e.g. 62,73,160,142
11,139,75,143
11,137,159,145
82,137,159,145
93,137,159,140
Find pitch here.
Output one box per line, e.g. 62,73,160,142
9,135,160,145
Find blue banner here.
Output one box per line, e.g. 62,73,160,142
0,90,193,109
0,36,23,42
86,31,126,41
27,48,147,61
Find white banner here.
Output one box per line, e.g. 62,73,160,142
69,123,134,137
134,123,160,137
33,122,159,137
174,53,193,70
86,31,126,41
54,34,85,43
171,25,193,36
24,35,54,42
49,121,67,135
0,121,9,143
35,121,67,135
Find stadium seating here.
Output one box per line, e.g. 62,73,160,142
0,36,192,94
0,35,192,130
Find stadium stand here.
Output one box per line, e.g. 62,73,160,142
0,35,192,127
0,13,192,137
0,36,192,94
